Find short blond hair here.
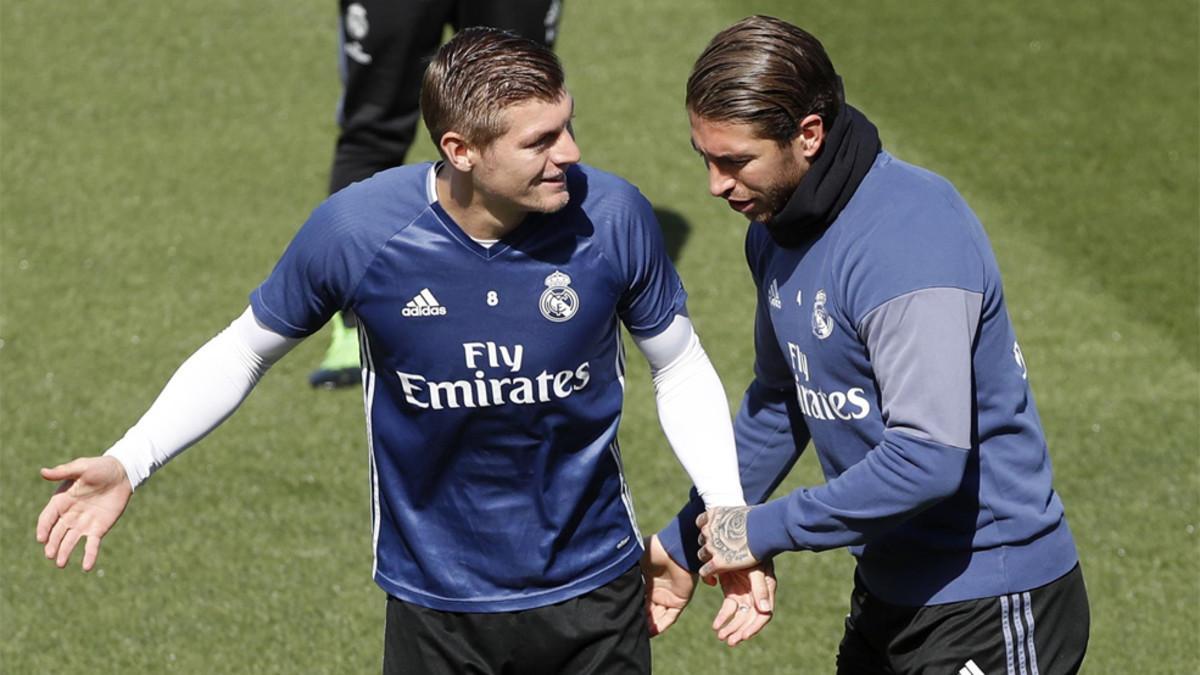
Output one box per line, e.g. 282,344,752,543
421,27,565,151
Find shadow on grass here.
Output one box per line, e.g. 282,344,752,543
654,207,692,265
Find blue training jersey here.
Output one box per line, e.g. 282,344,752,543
250,162,686,612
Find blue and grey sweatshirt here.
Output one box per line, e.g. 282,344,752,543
661,151,1078,606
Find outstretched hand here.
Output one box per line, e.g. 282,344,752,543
35,456,132,571
640,534,697,636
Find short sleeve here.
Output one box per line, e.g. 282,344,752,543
249,199,359,338
612,189,687,337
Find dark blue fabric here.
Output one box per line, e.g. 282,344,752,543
664,150,1077,605
252,162,686,611
746,151,1076,604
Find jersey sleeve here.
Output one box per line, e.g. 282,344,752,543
835,183,987,324
609,187,687,338
249,197,364,338
741,289,982,558
860,287,982,449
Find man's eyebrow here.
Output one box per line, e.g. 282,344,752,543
690,139,749,161
705,150,751,162
526,129,559,147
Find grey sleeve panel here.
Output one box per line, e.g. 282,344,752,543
857,287,983,450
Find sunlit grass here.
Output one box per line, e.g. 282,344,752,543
2,1,1196,672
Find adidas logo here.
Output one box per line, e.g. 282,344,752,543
401,288,447,317
958,660,986,675
768,279,783,309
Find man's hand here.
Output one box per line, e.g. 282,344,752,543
697,507,776,646
697,506,759,580
640,534,696,637
711,561,776,646
35,456,132,571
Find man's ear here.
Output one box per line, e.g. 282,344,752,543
796,114,826,159
440,131,475,172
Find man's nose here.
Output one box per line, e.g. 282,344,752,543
553,129,581,165
708,164,734,198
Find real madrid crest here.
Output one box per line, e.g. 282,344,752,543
540,270,579,322
811,289,834,339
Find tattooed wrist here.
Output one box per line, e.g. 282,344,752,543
709,506,753,565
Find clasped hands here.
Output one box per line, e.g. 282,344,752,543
641,506,774,647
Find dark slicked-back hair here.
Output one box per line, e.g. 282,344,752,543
421,27,565,151
687,16,843,143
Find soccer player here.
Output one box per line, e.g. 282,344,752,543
652,15,1091,674
36,28,769,673
311,0,565,388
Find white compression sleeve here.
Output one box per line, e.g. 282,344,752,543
633,314,745,507
104,307,301,490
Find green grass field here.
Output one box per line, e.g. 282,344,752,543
2,1,1197,672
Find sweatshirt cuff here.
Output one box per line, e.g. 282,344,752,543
747,498,797,561
656,493,706,573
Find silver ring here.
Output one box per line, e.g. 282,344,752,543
737,604,750,612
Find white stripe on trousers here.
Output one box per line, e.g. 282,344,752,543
1000,595,1016,675
1013,593,1029,675
1000,592,1039,675
1023,592,1041,675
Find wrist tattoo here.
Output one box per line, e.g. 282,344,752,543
709,507,752,565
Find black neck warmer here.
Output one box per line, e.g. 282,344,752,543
765,103,881,248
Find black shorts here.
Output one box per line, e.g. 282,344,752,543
837,564,1089,675
383,562,650,675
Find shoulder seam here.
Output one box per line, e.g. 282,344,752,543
344,205,434,305
855,285,984,335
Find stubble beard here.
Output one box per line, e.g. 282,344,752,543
536,186,571,214
750,160,806,224
750,181,797,224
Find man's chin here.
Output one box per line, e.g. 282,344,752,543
739,206,775,224
531,190,571,214
726,198,775,223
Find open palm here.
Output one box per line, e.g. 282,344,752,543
36,456,133,570
711,562,776,646
641,535,697,636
